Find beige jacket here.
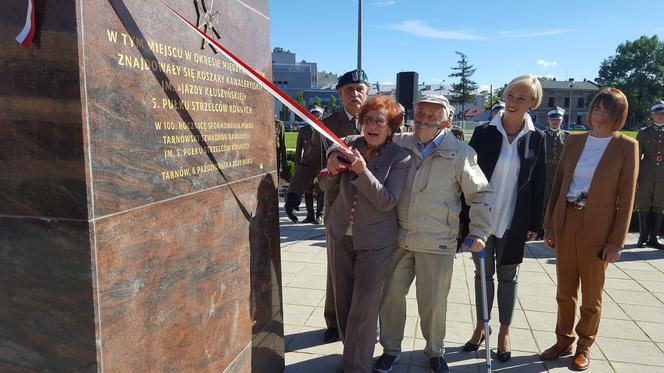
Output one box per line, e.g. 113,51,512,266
393,130,495,254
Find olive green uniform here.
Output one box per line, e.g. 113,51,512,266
636,124,664,248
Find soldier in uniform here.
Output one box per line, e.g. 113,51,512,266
490,101,505,120
284,69,371,342
275,119,288,181
295,106,326,224
543,108,570,216
636,100,664,249
446,105,463,141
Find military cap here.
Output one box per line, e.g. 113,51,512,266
309,105,324,115
491,101,505,111
651,100,664,113
547,107,565,119
336,69,369,89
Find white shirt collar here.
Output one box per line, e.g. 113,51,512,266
344,109,355,121
489,112,535,134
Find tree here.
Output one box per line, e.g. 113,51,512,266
295,92,306,121
597,35,664,127
312,96,322,108
449,51,479,118
329,95,338,113
480,88,501,109
279,104,290,121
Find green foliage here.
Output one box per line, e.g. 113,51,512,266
481,88,501,109
283,160,294,181
449,51,479,116
494,84,507,102
597,35,664,127
295,92,306,121
312,96,322,107
286,149,295,162
329,95,337,112
279,104,290,121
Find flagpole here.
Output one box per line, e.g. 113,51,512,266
357,0,362,75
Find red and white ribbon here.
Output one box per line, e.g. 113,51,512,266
16,0,36,48
162,2,349,152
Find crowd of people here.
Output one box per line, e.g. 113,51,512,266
281,69,664,373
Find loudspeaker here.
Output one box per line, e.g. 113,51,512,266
396,71,419,114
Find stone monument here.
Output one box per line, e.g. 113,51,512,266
0,0,283,371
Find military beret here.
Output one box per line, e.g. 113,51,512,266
336,69,369,89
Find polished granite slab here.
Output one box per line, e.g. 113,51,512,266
1,0,282,371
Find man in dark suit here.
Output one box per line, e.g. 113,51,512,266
284,69,371,343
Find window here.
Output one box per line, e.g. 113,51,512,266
548,97,555,107
564,97,570,108
577,97,584,108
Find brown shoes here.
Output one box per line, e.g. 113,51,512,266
540,343,573,361
570,347,591,371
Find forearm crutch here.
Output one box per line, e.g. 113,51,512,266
479,248,492,373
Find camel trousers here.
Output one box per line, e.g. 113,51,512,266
555,205,609,348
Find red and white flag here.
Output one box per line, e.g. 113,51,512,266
16,0,36,48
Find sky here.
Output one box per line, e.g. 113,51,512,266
269,0,664,91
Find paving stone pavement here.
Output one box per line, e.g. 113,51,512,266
278,203,664,373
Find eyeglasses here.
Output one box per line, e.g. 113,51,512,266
363,115,387,127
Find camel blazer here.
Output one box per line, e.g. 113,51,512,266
543,132,639,249
318,135,411,251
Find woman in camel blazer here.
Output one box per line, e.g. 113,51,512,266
541,88,639,371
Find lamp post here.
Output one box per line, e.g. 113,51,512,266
568,78,574,128
357,0,362,75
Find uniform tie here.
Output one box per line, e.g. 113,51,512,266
351,116,361,134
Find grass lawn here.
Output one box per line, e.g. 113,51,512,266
285,132,297,149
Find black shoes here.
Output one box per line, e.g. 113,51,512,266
374,354,400,373
302,215,320,224
462,327,491,352
496,350,511,362
284,192,300,222
461,335,485,352
649,236,664,250
430,356,449,373
323,327,339,343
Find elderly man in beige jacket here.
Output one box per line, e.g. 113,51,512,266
375,95,495,373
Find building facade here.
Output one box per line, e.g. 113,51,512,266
534,79,600,127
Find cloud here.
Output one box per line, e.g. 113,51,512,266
385,20,484,40
537,59,558,68
370,0,396,6
498,29,571,38
379,81,395,85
